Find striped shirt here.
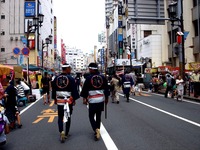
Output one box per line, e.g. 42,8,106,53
16,85,25,97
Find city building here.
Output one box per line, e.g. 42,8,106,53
65,47,87,72
0,0,55,70
105,0,200,75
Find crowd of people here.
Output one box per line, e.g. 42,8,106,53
1,63,199,146
149,69,200,101
0,77,29,146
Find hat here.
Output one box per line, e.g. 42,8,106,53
62,63,71,68
88,63,98,70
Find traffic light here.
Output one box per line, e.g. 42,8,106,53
174,44,179,56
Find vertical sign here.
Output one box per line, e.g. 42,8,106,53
54,16,57,49
61,39,66,64
101,48,104,65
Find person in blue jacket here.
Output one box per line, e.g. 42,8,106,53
52,63,80,143
122,70,134,102
80,62,109,141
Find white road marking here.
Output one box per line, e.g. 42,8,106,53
100,123,118,150
20,97,42,114
119,93,200,128
86,104,118,150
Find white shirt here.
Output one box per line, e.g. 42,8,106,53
20,81,30,90
176,79,184,90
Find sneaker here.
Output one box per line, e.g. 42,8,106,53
60,131,65,143
95,128,100,140
117,101,119,104
43,102,47,105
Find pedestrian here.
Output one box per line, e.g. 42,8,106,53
122,71,134,102
136,73,144,96
0,81,4,106
15,79,26,99
0,105,10,146
75,74,81,93
4,80,22,129
110,74,121,104
52,63,79,143
176,75,184,101
41,72,51,105
190,70,200,98
20,78,30,99
129,71,137,95
164,73,173,98
80,62,109,141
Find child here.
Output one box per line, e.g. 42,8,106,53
0,105,10,146
176,75,184,101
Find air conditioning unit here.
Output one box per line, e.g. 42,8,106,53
10,37,13,41
15,37,18,41
1,0,5,2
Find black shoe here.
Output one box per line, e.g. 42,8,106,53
117,101,119,104
126,100,129,102
18,124,22,128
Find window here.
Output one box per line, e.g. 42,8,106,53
1,48,5,52
1,15,5,19
144,30,152,38
0,31,5,35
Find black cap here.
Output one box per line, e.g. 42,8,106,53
88,63,98,70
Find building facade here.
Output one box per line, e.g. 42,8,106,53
105,0,200,74
0,0,55,70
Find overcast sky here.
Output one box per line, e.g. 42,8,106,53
53,0,105,54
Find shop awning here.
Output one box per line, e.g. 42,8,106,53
21,64,42,71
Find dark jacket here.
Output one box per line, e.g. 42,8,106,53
80,72,110,102
52,73,80,102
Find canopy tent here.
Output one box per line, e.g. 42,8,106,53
0,64,13,75
21,64,42,71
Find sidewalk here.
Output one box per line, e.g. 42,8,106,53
157,88,200,102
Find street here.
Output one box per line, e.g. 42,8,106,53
2,92,200,150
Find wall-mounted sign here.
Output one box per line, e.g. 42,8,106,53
24,2,36,17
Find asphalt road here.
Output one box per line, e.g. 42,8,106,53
1,91,200,150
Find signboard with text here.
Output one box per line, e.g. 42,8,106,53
24,2,36,17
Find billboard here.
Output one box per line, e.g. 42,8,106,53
24,2,36,17
127,0,165,25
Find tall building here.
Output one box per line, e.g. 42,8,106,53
65,47,86,72
106,0,199,74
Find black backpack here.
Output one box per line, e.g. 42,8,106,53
171,78,176,86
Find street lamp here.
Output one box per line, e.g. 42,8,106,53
26,17,40,94
168,0,185,80
41,35,53,70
